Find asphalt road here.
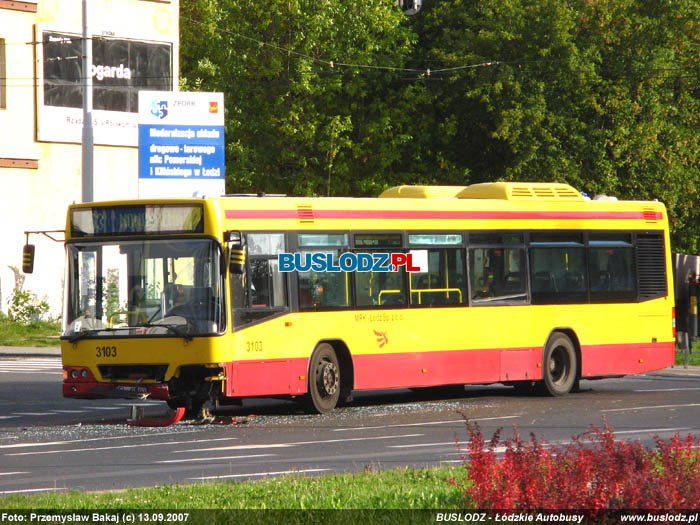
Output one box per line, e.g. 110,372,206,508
1,354,700,495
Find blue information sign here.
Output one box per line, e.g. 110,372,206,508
138,91,225,197
138,124,225,179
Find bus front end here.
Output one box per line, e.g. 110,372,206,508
61,203,227,413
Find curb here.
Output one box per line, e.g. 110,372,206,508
0,346,61,358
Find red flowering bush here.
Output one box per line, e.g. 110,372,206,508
459,419,700,510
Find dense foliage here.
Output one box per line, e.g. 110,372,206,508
180,0,700,252
462,420,700,509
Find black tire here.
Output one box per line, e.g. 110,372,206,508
304,343,341,414
541,333,578,396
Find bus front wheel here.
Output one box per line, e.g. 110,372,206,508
304,343,341,414
541,333,577,396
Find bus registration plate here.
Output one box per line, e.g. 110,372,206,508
115,385,148,394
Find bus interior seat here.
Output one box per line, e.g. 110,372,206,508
503,272,522,293
533,271,556,293
591,270,611,291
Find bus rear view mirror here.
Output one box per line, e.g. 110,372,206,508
226,231,246,274
22,244,35,274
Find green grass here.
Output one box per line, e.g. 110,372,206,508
0,316,61,347
0,466,468,509
675,340,700,366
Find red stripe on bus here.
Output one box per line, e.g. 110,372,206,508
580,341,674,377
222,341,674,397
224,209,662,221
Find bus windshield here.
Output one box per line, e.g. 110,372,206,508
64,238,224,339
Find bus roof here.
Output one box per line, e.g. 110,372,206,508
65,183,667,240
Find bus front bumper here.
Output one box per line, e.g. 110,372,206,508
63,381,171,400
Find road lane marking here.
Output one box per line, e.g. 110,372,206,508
11,412,54,416
613,427,700,435
156,454,277,464
388,440,471,449
634,388,700,392
6,436,239,456
0,472,28,476
49,410,88,413
0,416,19,420
332,415,519,432
0,430,202,450
0,369,63,376
178,433,426,453
602,403,700,412
190,468,330,481
0,488,66,495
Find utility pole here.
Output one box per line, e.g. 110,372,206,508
81,0,94,203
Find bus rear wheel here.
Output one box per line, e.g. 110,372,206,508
304,343,341,414
541,333,577,396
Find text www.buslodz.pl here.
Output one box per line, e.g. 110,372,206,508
278,252,427,272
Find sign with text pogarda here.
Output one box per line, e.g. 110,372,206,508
138,91,225,198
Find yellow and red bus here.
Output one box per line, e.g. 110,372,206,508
59,182,675,414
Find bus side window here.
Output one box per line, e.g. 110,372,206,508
354,234,407,308
231,233,288,328
355,258,407,308
469,247,527,304
297,234,351,310
529,247,586,304
588,234,636,303
409,248,466,307
244,233,286,308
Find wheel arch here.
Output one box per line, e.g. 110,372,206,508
543,327,582,380
313,338,354,395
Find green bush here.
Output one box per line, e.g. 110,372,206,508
8,289,50,324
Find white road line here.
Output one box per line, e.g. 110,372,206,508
0,429,202,450
174,444,293,453
0,472,28,476
0,416,19,420
7,436,241,456
634,388,700,392
11,412,55,416
613,427,700,435
84,406,127,410
388,440,471,449
49,410,87,413
178,433,426,454
0,369,62,376
191,468,330,481
602,403,700,413
156,454,277,464
0,488,66,495
0,361,61,365
0,363,60,367
332,415,519,432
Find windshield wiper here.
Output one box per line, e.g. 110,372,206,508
134,323,193,342
66,328,120,344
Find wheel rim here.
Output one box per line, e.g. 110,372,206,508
317,359,339,398
549,346,569,385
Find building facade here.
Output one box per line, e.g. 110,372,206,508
0,0,179,317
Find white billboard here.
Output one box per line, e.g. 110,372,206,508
36,26,174,146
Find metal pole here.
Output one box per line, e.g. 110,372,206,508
81,0,93,203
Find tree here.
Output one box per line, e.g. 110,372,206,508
180,0,417,196
180,0,700,251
